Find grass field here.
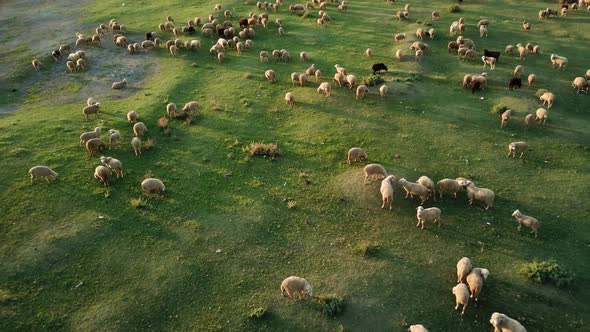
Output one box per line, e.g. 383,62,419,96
1,0,589,330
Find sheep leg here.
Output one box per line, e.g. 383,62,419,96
455,303,459,310
389,199,393,210
30,176,34,185
381,198,385,209
416,219,421,227
461,304,466,315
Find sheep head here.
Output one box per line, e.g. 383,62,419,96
479,268,490,280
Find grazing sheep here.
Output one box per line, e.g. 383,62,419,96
280,276,313,300
452,283,470,315
66,61,76,73
501,109,512,128
431,11,440,20
379,84,388,98
479,25,488,38
471,80,483,94
416,28,424,40
372,63,388,75
112,79,127,89
516,43,526,60
572,77,589,93
131,137,141,156
182,101,199,114
415,49,423,61
408,325,429,332
126,111,138,124
86,138,106,157
399,178,431,205
290,72,299,86
259,51,269,62
83,103,101,119
428,28,435,39
466,268,489,302
512,209,540,237
31,59,41,71
169,44,178,56
165,103,178,117
416,176,436,202
335,64,347,76
333,73,345,87
528,74,536,87
314,69,322,82
509,78,522,91
396,49,403,61
513,65,524,78
28,166,58,184
535,108,548,125
380,175,396,210
305,64,316,76
462,74,473,88
284,92,294,107
75,58,87,71
346,75,357,90
100,156,123,178
108,129,121,148
410,41,429,52
505,44,514,55
363,164,387,182
550,54,568,70
142,178,166,194
265,69,277,83
532,45,541,55
317,82,331,97
482,56,496,70
394,33,406,42
586,68,590,79
522,20,531,31
300,51,309,62
347,147,367,165
299,73,307,87
489,313,527,332
356,85,369,100
539,91,555,108
416,206,442,230
365,48,373,57
80,127,101,146
463,181,494,210
457,257,472,283
507,141,529,158
86,97,98,106
133,122,148,137
437,178,464,200
217,52,224,63
94,165,111,186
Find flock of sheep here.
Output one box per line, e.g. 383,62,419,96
24,0,589,330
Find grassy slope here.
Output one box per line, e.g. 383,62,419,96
1,0,589,331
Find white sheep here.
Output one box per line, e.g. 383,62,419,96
513,65,524,78
512,209,540,237
437,178,465,200
87,97,98,106
479,25,488,38
314,69,322,82
399,178,431,204
507,141,528,158
356,85,369,100
550,54,568,70
182,101,199,114
489,312,527,332
379,84,388,98
280,276,313,300
290,72,299,86
346,75,357,90
100,156,123,178
463,180,494,210
80,127,101,146
416,206,442,230
94,165,111,186
535,108,548,125
572,77,588,94
456,257,472,283
347,147,367,165
31,59,41,71
127,111,138,123
527,74,536,87
112,79,127,89
142,178,165,194
394,33,406,42
363,164,387,182
284,92,294,107
416,176,436,202
131,137,142,156
300,51,309,62
259,51,269,62
108,129,121,148
466,268,489,301
364,48,373,57
317,82,331,97
408,325,429,332
380,175,396,210
452,283,470,315
83,103,101,120
501,109,512,128
539,91,555,108
524,113,534,129
133,122,148,137
28,166,58,184
482,56,496,70
334,64,347,76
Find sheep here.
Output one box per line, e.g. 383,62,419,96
280,276,312,300
86,138,106,157
408,325,429,332
516,43,527,59
133,122,148,137
75,58,86,72
399,178,431,205
431,11,440,20
111,79,127,89
415,49,423,61
416,28,424,40
586,69,590,79
333,73,345,87
347,147,367,165
416,176,436,202
314,70,321,82
512,209,540,238
522,20,531,31
508,78,522,91
416,206,442,230
80,127,101,146
449,21,459,36
356,85,369,100
265,69,277,83
466,268,489,302
394,33,406,42
83,103,101,120
305,64,316,76
471,80,483,94
535,108,548,125
456,257,472,283
106,128,121,148
462,74,473,88
142,178,166,194
28,166,58,184
572,77,589,94
300,51,309,62
299,73,308,87
532,45,541,55
334,64,347,76
379,84,389,99
346,75,357,90
463,181,494,210
527,73,536,87
363,164,387,182
124,111,137,125
317,82,331,97
479,25,488,38
115,36,128,47
410,41,428,52
550,54,568,70
507,141,529,158
99,156,123,178
477,19,489,28
380,175,396,210
452,283,470,315
561,6,567,15
131,137,142,156
489,313,527,332
437,178,465,200
428,28,435,39
539,91,555,108
93,165,111,186
284,92,294,107
217,52,224,63
395,10,408,20
501,109,512,128
66,61,76,73
290,72,299,86
372,63,388,75
482,56,496,70
396,49,403,61
31,59,41,72
513,65,524,78
364,48,373,57
182,101,199,114
505,44,514,55
259,51,269,62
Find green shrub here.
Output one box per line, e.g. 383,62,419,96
352,241,380,257
491,104,509,115
361,74,384,87
448,5,461,13
520,260,574,287
314,294,346,317
535,88,549,97
248,307,267,320
244,142,281,159
129,197,147,209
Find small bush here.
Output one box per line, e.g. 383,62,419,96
248,307,267,320
520,260,574,287
287,200,297,209
129,197,147,209
245,142,281,158
0,289,16,304
352,241,380,257
314,294,346,317
535,88,549,97
491,104,509,115
144,138,155,150
361,74,384,87
448,5,461,13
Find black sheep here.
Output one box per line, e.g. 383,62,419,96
187,26,196,34
217,28,225,37
483,49,500,63
372,63,388,75
239,18,249,28
145,32,154,41
471,80,482,94
508,77,522,91
51,49,61,61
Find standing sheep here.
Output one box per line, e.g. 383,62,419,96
452,283,470,315
127,111,138,123
507,141,529,158
380,175,396,210
408,325,429,332
489,312,527,332
356,85,369,100
131,137,142,156
346,75,357,90
416,176,436,202
528,74,536,87
83,103,101,120
513,65,524,78
314,69,322,82
290,72,299,86
80,127,101,146
512,209,540,237
416,206,442,230
399,178,431,205
347,147,367,165
300,51,309,62
572,77,588,94
501,109,512,128
260,51,269,62
112,79,127,89
550,54,568,70
535,108,548,125
466,268,490,302
524,113,534,129
539,91,555,108
265,69,277,83
379,84,389,98
94,165,111,186
363,164,387,182
142,178,166,194
133,122,148,137
86,138,106,157
32,59,42,71
28,166,58,184
364,48,373,57
108,129,121,148
284,92,294,107
280,276,313,300
100,156,123,178
456,257,472,283
482,56,496,70
437,178,464,200
463,181,494,210
317,82,331,97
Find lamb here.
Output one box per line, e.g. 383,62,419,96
379,84,388,98
372,63,388,75
463,181,494,210
512,209,540,237
363,164,387,182
142,178,166,194
284,92,294,107
501,109,512,128
437,178,464,200
482,56,496,70
466,268,489,302
539,91,555,108
83,103,101,120
133,122,148,137
528,74,536,87
93,165,111,186
507,141,529,158
334,64,347,76
408,325,429,332
347,147,367,165
508,78,522,90
31,59,41,71
127,111,138,123
399,178,431,205
489,313,527,332
28,166,58,184
356,85,369,100
535,108,548,125
80,127,101,146
86,138,106,156
280,276,313,300
317,82,331,97
452,283,470,315
416,176,436,202
346,75,357,89
112,79,127,89
456,257,472,283
572,77,589,93
415,206,442,230
380,175,396,210
314,70,321,82
550,54,568,70
265,69,277,83
513,65,524,78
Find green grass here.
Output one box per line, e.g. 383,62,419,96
1,0,589,331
